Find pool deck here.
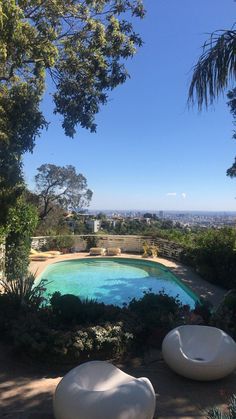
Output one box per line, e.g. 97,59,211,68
30,252,226,306
0,341,235,419
0,253,230,418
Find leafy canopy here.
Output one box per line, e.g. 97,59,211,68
35,163,93,219
188,29,236,109
187,16,236,183
0,0,145,138
0,0,145,226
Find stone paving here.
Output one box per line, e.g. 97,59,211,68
0,253,230,418
0,343,235,419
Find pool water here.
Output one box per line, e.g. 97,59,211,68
38,258,198,308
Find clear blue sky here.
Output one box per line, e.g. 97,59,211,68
23,0,236,211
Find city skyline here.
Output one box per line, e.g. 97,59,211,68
23,1,236,211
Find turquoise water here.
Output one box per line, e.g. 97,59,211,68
38,258,198,308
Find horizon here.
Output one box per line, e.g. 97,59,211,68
88,209,236,214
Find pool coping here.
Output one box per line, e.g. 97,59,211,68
29,252,226,307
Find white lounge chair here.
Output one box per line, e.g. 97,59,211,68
53,360,156,419
89,247,106,256
29,249,62,260
162,325,236,381
107,247,121,256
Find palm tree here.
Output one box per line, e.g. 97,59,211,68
188,29,236,109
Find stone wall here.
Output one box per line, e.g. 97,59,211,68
31,235,184,261
0,235,184,277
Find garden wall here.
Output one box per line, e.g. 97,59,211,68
31,235,184,261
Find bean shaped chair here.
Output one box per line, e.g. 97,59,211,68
162,325,236,381
53,360,156,419
89,247,106,256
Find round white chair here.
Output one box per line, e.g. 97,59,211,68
162,325,236,381
53,360,156,419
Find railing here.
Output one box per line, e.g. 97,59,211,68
31,234,184,260
0,235,184,280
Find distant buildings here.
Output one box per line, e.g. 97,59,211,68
86,219,101,233
65,210,236,233
159,210,164,219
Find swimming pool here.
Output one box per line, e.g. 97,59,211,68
38,258,199,308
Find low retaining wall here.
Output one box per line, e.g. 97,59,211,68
31,235,184,261
0,235,184,279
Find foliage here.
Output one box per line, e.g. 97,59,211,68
142,241,158,257
188,29,236,110
35,164,93,219
182,228,236,289
50,293,83,323
129,291,183,328
0,83,47,226
0,0,145,229
0,287,196,361
0,274,48,309
188,22,236,184
5,196,38,280
0,0,145,135
193,299,213,324
84,235,99,250
227,88,236,141
206,394,236,419
11,318,133,361
50,292,121,325
128,291,185,347
42,235,75,252
34,205,71,236
211,290,236,340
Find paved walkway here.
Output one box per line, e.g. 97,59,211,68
0,343,234,418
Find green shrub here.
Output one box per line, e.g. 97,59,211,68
11,315,133,362
42,235,74,252
0,274,48,309
128,291,185,347
129,291,183,328
50,292,122,325
211,290,236,340
50,293,83,323
181,228,236,289
5,197,38,280
193,299,213,324
84,235,99,251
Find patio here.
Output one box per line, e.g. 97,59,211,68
0,253,230,418
0,341,234,419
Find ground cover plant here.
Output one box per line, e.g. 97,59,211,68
0,274,208,363
206,394,236,419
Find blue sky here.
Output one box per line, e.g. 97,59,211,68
23,0,236,211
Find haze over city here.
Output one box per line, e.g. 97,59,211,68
23,1,236,211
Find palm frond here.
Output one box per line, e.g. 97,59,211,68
188,29,236,109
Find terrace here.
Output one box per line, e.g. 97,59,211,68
1,325,236,418
0,251,233,418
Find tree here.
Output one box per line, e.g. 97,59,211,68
188,17,236,181
0,0,145,226
5,196,38,281
188,29,236,109
35,163,93,219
